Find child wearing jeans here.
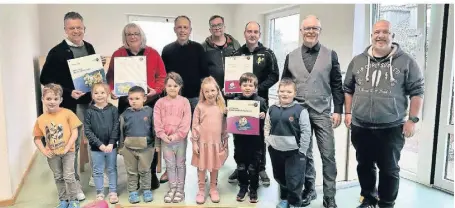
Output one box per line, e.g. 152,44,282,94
191,76,229,204
154,72,191,203
33,83,82,208
84,83,120,204
232,72,268,203
264,78,312,208
118,86,156,204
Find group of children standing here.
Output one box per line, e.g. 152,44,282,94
33,71,312,208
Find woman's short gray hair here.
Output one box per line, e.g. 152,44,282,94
122,23,147,49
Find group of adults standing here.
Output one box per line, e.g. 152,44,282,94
40,10,424,208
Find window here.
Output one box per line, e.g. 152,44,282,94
266,8,300,100
371,4,430,177
372,4,430,62
128,15,177,55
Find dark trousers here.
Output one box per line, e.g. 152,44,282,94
351,124,405,208
269,146,307,206
234,137,262,190
304,107,337,197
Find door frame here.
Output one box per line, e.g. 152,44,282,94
432,3,454,193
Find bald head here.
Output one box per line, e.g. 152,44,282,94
373,20,391,32
245,21,261,31
244,21,261,47
371,19,394,54
301,15,321,29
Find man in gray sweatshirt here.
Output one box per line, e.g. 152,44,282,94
343,20,424,208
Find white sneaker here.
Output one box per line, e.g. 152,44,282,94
77,192,86,201
89,176,95,187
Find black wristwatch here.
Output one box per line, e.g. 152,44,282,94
408,116,420,123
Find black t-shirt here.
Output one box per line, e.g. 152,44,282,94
126,48,145,56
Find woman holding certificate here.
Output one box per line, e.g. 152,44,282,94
106,23,167,190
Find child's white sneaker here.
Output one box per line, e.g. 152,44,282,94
77,192,86,201
89,176,95,187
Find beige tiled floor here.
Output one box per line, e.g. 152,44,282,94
9,133,455,208
10,135,281,208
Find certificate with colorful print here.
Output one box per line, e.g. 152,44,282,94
113,56,147,97
68,54,106,93
227,100,260,135
224,55,253,93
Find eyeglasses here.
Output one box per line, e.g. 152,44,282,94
66,26,85,31
210,23,224,29
126,33,141,37
302,26,321,32
373,30,391,35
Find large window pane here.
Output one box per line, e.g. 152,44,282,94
268,13,300,99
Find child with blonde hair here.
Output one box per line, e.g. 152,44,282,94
154,72,191,203
191,76,229,204
84,83,120,204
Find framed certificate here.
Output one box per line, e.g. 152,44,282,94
224,55,253,93
227,100,260,135
113,56,147,97
68,54,106,93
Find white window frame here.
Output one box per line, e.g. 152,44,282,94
265,6,300,100
432,4,454,193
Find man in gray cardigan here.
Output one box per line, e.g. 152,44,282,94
282,15,344,208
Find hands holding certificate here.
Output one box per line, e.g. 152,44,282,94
71,90,85,99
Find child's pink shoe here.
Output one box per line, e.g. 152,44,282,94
209,187,220,203
195,190,206,204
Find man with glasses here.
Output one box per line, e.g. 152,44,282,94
281,15,343,208
344,20,424,208
40,11,106,202
201,15,241,94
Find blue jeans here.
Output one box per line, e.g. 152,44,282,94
91,149,118,194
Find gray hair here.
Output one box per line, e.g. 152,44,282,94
64,12,83,24
122,23,147,49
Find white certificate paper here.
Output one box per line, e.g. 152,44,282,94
68,54,106,93
224,55,253,93
113,56,147,97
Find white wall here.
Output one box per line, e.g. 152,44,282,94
0,4,40,200
232,4,292,45
38,4,236,56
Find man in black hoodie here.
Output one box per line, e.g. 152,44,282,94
227,21,279,186
202,15,241,94
40,11,105,201
344,20,424,208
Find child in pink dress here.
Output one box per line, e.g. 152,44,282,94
191,76,229,204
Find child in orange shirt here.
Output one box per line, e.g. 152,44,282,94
33,83,82,208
